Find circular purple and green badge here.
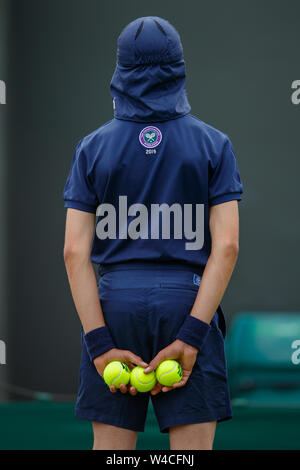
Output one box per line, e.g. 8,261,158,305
139,126,162,148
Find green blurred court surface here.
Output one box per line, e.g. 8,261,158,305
0,312,299,449
0,398,299,450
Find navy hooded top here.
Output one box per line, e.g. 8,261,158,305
63,16,243,271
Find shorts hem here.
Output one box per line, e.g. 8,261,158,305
158,409,233,433
75,407,146,432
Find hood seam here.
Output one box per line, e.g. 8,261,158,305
113,111,191,124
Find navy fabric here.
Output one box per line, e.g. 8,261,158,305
63,16,243,271
64,16,239,432
63,116,243,269
110,16,191,122
75,266,232,432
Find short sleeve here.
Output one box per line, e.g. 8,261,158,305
63,140,99,213
208,138,243,206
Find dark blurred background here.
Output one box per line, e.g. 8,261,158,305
0,0,300,449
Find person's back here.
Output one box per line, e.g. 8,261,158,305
64,17,242,269
63,16,243,450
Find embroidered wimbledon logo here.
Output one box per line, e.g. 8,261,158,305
139,126,162,148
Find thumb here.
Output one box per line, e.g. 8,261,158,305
125,351,148,368
144,351,167,374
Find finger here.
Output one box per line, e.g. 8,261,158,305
162,379,187,393
95,368,104,378
126,352,148,368
109,385,117,393
144,351,167,373
119,383,128,394
172,379,188,389
125,361,136,371
129,386,138,396
150,382,163,396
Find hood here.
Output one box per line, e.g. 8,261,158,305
110,16,191,122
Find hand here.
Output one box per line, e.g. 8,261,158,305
144,339,198,395
93,348,148,396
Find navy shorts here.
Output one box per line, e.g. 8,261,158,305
75,263,232,433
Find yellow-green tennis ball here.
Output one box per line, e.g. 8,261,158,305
156,360,183,387
130,366,156,392
103,361,130,388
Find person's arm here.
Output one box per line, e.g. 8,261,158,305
144,200,239,394
64,208,105,333
64,208,148,393
189,200,239,323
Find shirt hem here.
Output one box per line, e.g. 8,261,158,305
209,192,242,207
64,200,97,214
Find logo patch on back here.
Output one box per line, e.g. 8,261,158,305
193,274,201,286
139,126,162,148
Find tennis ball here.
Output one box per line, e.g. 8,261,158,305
156,360,183,387
130,366,156,392
103,361,130,388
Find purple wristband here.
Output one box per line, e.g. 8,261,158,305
175,315,211,351
84,326,115,362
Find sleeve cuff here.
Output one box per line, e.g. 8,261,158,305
209,192,242,207
64,200,97,214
